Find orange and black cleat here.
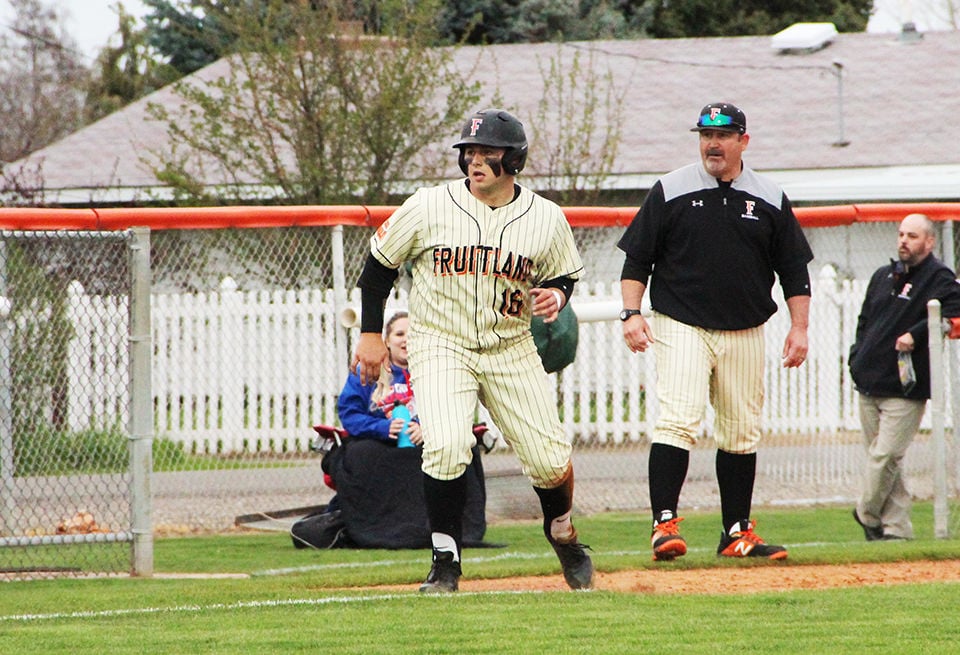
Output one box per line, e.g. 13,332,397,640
651,515,687,561
717,520,788,560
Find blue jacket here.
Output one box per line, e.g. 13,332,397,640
337,363,415,442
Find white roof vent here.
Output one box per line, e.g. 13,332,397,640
771,22,838,53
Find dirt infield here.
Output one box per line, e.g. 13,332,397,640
437,560,960,594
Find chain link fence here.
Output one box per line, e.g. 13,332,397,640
0,230,140,579
2,214,960,579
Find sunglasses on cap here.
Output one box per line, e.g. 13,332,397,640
699,113,735,127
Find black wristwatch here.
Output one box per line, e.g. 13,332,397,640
619,309,643,321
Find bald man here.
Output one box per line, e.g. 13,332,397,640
849,213,960,540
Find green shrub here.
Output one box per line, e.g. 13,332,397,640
12,426,190,476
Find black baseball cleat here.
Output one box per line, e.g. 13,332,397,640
418,550,461,593
852,508,883,541
550,539,594,590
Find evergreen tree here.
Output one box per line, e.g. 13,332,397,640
644,0,872,38
141,0,237,75
435,0,871,43
438,0,639,43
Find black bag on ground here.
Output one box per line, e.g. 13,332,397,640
290,509,354,549
327,438,487,549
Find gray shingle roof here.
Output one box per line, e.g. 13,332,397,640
10,29,960,204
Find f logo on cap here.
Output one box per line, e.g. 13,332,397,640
469,118,484,136
710,107,722,121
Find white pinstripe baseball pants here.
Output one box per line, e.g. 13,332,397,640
650,313,765,454
408,332,572,487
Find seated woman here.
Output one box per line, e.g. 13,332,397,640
337,311,423,446
325,312,488,549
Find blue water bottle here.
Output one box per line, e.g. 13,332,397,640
393,402,414,448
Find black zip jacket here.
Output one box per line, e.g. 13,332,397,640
617,162,813,330
849,254,960,400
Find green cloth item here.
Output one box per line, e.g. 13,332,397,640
531,302,579,373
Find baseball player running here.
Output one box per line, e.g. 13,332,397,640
352,108,593,592
618,102,814,562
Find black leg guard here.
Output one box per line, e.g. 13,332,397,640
533,466,575,541
533,467,594,590
423,473,468,552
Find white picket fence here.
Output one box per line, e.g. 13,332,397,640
65,267,950,453
558,267,873,446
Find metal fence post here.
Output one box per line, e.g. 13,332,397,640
928,299,949,538
129,227,154,574
943,219,960,513
331,225,349,374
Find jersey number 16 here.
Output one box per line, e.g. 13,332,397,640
499,289,523,317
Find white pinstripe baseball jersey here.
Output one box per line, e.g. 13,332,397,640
369,178,583,484
371,180,583,350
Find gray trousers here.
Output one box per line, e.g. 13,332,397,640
856,394,926,539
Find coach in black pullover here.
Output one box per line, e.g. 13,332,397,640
850,213,960,541
618,102,813,562
850,230,960,400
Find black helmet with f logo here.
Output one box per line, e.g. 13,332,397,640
453,108,528,176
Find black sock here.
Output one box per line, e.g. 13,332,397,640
533,467,575,543
716,449,757,534
423,473,467,553
648,443,689,524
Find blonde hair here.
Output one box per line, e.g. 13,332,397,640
371,311,408,406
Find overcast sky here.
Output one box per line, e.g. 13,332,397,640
0,0,150,63
58,0,150,62
0,0,955,66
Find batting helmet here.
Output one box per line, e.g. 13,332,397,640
453,108,528,176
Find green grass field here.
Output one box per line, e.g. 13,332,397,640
2,504,959,654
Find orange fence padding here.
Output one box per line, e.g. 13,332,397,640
792,205,858,227
845,203,960,224
1,203,959,231
947,317,960,340
94,205,380,231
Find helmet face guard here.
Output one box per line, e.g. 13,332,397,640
453,108,528,176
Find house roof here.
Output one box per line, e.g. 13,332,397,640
9,29,960,205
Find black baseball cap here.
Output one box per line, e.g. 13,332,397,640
691,103,746,134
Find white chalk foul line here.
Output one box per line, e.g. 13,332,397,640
0,590,534,624
252,549,585,577
1,540,848,622
252,541,841,577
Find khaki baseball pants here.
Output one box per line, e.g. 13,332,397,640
856,394,925,539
